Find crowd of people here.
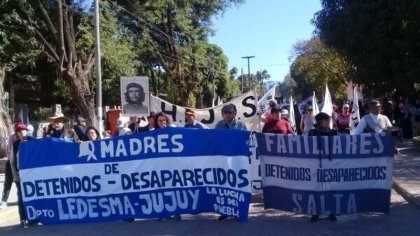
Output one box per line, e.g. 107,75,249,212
0,96,418,227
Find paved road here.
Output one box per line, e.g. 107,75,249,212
0,190,419,236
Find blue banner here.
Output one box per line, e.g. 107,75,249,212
19,129,252,224
257,132,395,215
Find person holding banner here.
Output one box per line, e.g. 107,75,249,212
262,105,294,134
308,112,338,222
300,106,315,135
215,104,247,222
184,109,208,129
353,100,392,135
9,123,35,228
214,104,247,130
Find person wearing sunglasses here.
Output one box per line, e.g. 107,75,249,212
300,105,315,135
214,104,247,130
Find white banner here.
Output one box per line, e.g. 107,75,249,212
150,90,260,131
258,85,276,115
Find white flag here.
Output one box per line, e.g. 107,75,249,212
321,84,333,128
350,86,361,131
312,92,319,116
298,95,312,115
289,96,296,133
258,85,276,115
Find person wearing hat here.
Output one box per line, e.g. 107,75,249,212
138,112,157,133
308,112,338,223
73,116,88,141
262,105,294,134
214,104,247,130
352,100,392,135
9,122,35,227
300,105,315,135
48,115,72,139
335,104,351,134
123,82,148,115
184,109,208,129
309,112,338,137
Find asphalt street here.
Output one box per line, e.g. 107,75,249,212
0,190,419,236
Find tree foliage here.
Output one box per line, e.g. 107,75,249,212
314,0,420,96
289,37,350,101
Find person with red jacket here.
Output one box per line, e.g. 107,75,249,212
262,105,294,134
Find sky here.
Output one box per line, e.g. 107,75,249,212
209,0,322,82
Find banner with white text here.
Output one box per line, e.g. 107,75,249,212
257,132,395,215
150,90,259,131
19,129,252,224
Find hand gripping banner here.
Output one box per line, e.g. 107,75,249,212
257,132,395,215
19,129,252,224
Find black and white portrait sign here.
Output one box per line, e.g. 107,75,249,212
120,76,150,116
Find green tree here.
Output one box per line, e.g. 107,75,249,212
314,0,420,96
277,74,297,99
289,37,351,100
114,0,243,106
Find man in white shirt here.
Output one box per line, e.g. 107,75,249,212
352,100,392,135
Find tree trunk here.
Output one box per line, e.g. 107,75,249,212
0,66,12,157
64,65,97,128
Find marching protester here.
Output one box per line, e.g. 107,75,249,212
184,109,208,129
308,112,338,223
352,100,393,135
73,116,87,141
215,104,247,222
47,116,79,142
409,98,420,137
335,103,351,134
300,105,315,135
215,104,247,130
85,127,101,141
138,112,156,133
0,123,20,209
155,112,176,129
262,105,294,134
128,116,141,133
116,117,132,136
9,122,35,228
280,109,290,122
260,100,277,123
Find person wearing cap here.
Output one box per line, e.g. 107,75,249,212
138,112,157,133
214,104,246,223
123,83,148,115
73,116,88,141
352,100,392,135
335,104,351,134
214,104,247,130
262,105,294,134
308,112,338,223
9,123,35,227
184,109,208,129
300,105,315,135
